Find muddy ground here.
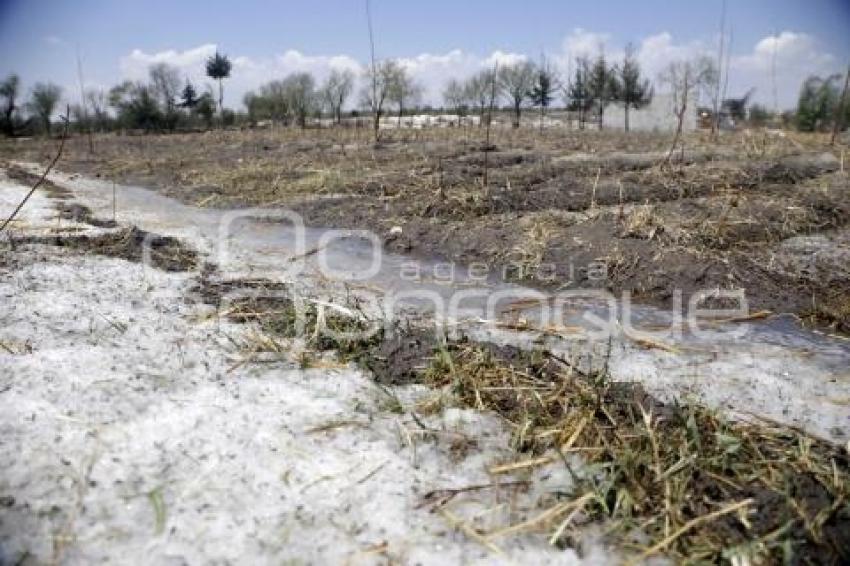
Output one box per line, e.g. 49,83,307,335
3,128,849,331
4,147,850,564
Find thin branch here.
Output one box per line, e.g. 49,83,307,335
0,106,70,234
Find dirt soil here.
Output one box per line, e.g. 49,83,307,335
3,128,849,330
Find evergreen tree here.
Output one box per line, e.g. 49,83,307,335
205,51,232,116
619,44,653,132
179,81,199,110
587,52,620,130
528,59,558,131
567,57,592,129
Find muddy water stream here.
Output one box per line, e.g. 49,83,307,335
42,168,850,440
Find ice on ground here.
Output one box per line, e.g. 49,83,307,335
0,178,608,564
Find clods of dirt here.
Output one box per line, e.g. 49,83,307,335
18,226,199,272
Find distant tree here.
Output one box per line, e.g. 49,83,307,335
361,59,401,140
443,78,469,117
85,89,110,132
465,69,497,125
319,69,354,124
179,81,199,110
387,65,422,124
528,57,559,131
108,80,164,131
282,72,316,128
796,74,842,132
498,61,536,128
149,63,181,130
205,51,232,116
149,63,181,112
0,74,20,136
243,92,260,125
194,91,216,129
566,57,592,129
587,52,620,130
659,56,716,164
242,80,295,126
618,44,653,131
831,66,850,144
28,82,63,134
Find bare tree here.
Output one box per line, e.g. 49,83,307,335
710,0,728,136
482,65,499,189
76,46,94,153
28,82,63,135
282,72,316,128
320,69,355,124
361,59,400,141
387,65,422,124
443,78,469,117
659,56,716,164
149,62,182,113
0,74,20,136
365,0,380,141
85,89,109,132
465,69,497,126
498,61,536,128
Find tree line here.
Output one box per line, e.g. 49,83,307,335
442,47,653,131
0,47,847,137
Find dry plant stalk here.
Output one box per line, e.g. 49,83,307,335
424,341,850,563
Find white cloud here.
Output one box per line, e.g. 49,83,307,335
43,35,65,46
562,28,611,58
730,31,837,108
635,33,709,79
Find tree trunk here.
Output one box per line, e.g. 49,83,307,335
3,107,13,136
217,78,224,130
513,101,520,128
665,98,688,166
625,104,630,132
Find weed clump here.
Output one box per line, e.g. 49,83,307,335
424,341,850,563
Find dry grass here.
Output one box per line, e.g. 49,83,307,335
422,340,850,563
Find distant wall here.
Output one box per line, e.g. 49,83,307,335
602,94,696,132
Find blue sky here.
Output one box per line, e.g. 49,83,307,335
1,0,848,109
